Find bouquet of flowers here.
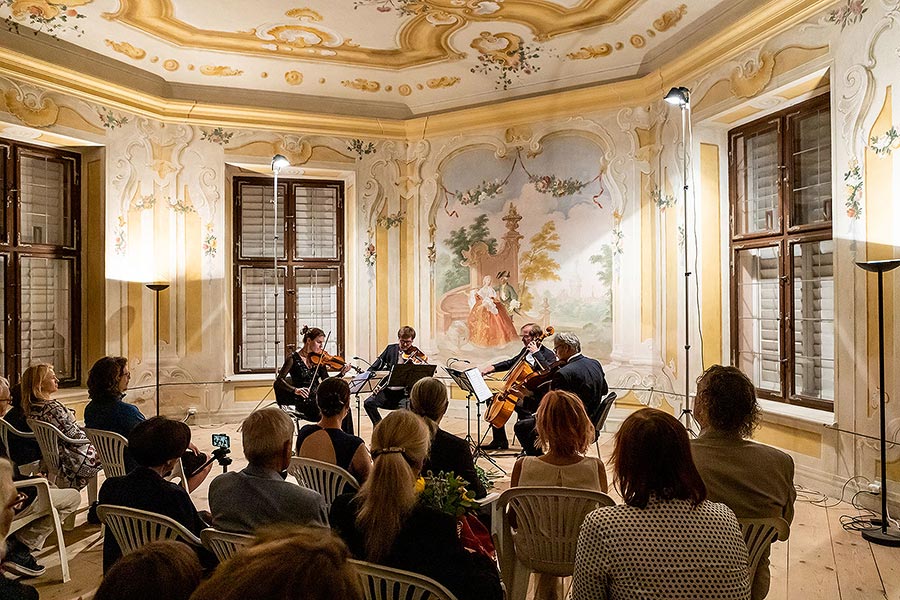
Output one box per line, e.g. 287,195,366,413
416,470,478,517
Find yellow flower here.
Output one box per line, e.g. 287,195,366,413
415,477,426,495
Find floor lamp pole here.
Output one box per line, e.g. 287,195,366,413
857,258,900,547
146,282,169,416
271,155,289,380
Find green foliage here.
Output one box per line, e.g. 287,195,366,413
416,471,478,518
519,221,561,311
442,214,497,292
589,244,614,323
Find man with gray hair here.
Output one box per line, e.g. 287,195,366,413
209,408,327,534
514,332,608,455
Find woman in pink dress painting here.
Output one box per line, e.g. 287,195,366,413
467,275,518,347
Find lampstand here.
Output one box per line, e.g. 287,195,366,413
145,282,169,416
856,258,900,547
271,154,289,378
665,86,697,432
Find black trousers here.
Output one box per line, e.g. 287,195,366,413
513,414,542,456
364,388,408,426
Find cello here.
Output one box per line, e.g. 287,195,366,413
483,326,554,428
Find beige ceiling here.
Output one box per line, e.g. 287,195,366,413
1,0,767,118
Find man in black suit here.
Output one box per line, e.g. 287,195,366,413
514,332,608,455
364,325,418,426
478,323,556,450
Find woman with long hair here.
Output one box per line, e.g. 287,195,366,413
296,377,372,483
22,364,102,490
408,377,485,498
571,408,751,600
329,410,502,600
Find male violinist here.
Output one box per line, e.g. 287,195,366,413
478,323,556,451
514,331,608,456
363,326,420,427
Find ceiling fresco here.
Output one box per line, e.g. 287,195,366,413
0,0,757,116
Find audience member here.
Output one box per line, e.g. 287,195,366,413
330,410,502,600
409,377,485,499
209,408,327,534
572,408,751,600
190,526,363,600
0,458,38,600
21,364,102,490
295,378,372,483
510,389,608,600
93,541,202,600
0,382,42,467
692,364,796,600
84,356,210,490
98,416,213,572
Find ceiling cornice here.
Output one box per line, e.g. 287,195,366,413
0,0,835,140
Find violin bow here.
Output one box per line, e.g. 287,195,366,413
306,330,332,394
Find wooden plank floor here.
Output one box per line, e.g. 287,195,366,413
24,412,900,600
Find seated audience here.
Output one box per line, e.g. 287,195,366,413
572,408,751,600
296,378,372,483
510,390,608,600
0,395,80,579
0,382,42,467
190,526,363,600
408,377,486,498
692,365,796,600
93,541,202,600
330,410,502,600
98,416,213,572
84,356,210,490
0,458,39,600
209,407,327,534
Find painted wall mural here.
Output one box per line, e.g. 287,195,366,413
431,134,616,364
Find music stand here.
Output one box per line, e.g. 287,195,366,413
381,363,437,392
445,366,505,474
348,370,383,434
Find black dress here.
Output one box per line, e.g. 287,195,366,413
275,352,354,434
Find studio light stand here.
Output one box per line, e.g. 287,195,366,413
665,86,698,434
145,282,169,416
856,258,900,547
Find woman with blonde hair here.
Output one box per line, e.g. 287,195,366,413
408,377,485,498
329,410,501,600
22,364,102,490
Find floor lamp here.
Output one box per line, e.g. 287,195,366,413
856,258,900,547
271,154,290,380
145,282,169,416
665,85,697,432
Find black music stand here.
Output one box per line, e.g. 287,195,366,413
445,366,505,474
348,370,382,434
381,363,437,392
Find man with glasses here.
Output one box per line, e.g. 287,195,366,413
364,326,421,426
478,323,556,451
514,332,608,455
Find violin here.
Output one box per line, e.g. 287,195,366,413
484,325,555,428
400,346,428,365
309,351,362,374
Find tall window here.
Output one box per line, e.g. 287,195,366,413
729,95,834,409
233,177,344,373
0,139,81,385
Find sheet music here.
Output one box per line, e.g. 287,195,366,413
464,367,494,403
348,370,375,394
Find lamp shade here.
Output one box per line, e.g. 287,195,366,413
271,154,290,171
664,86,690,107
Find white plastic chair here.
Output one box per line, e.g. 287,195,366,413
0,416,41,475
288,456,360,507
96,504,202,557
349,558,458,600
492,486,615,600
8,477,70,582
738,516,790,585
26,419,98,503
200,528,253,562
84,428,128,478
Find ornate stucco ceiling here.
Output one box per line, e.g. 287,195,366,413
0,0,768,118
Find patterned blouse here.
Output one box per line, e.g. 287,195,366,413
31,399,102,490
572,497,751,600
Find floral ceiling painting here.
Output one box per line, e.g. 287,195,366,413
1,0,744,116
434,135,616,362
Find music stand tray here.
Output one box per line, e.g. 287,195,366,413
445,367,493,403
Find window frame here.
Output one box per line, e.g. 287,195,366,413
728,94,833,410
232,176,345,374
0,138,81,386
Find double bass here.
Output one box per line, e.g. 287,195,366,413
483,326,554,428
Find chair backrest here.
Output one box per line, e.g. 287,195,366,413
738,516,790,584
84,428,128,478
96,504,202,557
27,418,68,483
349,559,457,600
288,456,360,507
494,486,616,577
591,392,617,437
0,416,34,448
200,528,253,562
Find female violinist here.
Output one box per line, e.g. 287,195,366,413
275,326,354,434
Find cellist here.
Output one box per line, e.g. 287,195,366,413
478,323,556,451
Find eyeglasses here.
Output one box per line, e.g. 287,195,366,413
8,492,28,512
